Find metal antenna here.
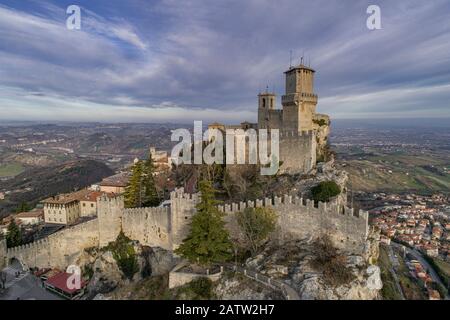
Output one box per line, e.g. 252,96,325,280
289,50,293,68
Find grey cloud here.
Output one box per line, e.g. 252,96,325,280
0,0,449,121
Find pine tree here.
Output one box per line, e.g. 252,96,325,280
6,220,22,248
175,180,232,265
124,160,144,208
142,152,160,207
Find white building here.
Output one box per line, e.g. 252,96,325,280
15,209,44,226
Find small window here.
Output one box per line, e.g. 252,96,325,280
91,203,94,208
83,203,86,207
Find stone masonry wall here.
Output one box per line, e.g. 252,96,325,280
278,130,316,174
5,218,99,269
0,239,6,270
169,189,198,250
1,187,368,270
217,195,368,255
122,207,171,250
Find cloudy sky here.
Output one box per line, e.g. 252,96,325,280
0,0,449,123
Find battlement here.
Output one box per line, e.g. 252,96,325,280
123,206,169,216
217,194,368,220
98,193,124,204
170,188,199,201
279,130,314,139
7,238,50,254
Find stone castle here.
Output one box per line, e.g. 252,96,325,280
0,64,367,272
209,63,330,174
1,188,368,271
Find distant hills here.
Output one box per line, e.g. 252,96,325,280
0,160,114,218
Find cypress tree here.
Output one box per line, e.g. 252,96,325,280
175,180,232,265
142,152,160,207
6,220,22,248
124,160,144,208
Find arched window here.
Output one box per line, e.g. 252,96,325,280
262,98,266,108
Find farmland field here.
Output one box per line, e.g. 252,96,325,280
0,163,24,178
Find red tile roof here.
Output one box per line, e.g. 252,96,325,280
15,209,44,218
46,272,87,294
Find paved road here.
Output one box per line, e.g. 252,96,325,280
0,266,62,300
386,245,406,300
391,242,449,300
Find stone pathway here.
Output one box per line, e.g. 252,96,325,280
223,263,300,300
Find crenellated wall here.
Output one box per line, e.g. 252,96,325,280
1,187,368,271
169,189,198,250
0,239,7,269
217,194,368,254
5,218,99,269
278,130,316,174
97,194,124,247
122,207,171,250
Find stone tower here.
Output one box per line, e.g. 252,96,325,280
257,90,277,130
281,64,318,131
97,194,124,247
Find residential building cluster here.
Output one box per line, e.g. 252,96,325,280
406,259,441,300
0,172,130,241
370,193,450,260
0,209,44,236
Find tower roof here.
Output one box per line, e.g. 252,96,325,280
258,92,276,96
284,64,315,74
258,85,276,96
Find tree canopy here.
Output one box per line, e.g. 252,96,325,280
124,151,160,208
311,181,341,203
142,154,160,207
175,180,232,265
6,220,22,248
236,207,277,255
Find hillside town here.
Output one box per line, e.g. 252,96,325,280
0,147,172,239
370,193,450,259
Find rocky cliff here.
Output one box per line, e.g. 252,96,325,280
244,236,382,300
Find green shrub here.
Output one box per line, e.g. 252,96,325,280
313,119,328,127
176,277,215,300
107,232,139,280
311,181,341,202
82,265,94,279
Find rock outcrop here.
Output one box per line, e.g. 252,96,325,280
244,238,382,300
77,244,176,299
215,274,283,300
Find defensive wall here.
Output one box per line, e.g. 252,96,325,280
1,188,368,270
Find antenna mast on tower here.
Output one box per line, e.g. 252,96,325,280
289,50,293,68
